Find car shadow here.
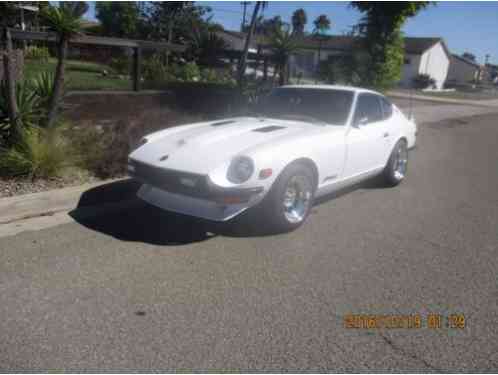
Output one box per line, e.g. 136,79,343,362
70,176,388,245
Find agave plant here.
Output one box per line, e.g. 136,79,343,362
30,71,58,121
0,80,40,147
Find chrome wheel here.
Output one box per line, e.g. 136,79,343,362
282,175,313,224
393,142,408,180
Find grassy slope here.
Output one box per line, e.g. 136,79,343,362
24,58,131,91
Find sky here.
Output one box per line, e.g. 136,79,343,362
84,1,498,65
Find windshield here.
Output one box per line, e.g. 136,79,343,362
258,87,354,125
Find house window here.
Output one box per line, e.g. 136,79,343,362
404,58,411,65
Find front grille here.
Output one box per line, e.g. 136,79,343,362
130,160,209,199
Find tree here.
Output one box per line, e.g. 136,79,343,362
248,15,283,36
40,2,88,128
1,28,19,142
351,2,431,91
237,1,266,87
291,8,307,36
268,25,299,85
313,14,331,35
312,15,331,81
186,21,228,66
95,2,140,38
462,52,476,62
240,1,250,32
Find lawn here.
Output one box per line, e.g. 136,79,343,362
24,58,131,91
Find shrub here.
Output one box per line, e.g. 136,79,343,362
200,68,235,85
0,127,72,179
142,54,173,82
413,74,436,89
178,62,201,82
72,122,130,178
25,46,50,61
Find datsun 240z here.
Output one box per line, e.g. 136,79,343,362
128,85,417,232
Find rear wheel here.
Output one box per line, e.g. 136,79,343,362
262,163,315,232
383,139,408,186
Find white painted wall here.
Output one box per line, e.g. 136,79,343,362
417,42,449,89
399,54,422,87
447,56,479,84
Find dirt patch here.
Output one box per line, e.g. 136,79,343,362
0,169,102,198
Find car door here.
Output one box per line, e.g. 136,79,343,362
378,95,397,163
343,93,390,178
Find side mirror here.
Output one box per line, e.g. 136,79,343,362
354,116,369,127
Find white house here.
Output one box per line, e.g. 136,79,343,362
447,54,482,85
216,31,452,89
288,36,451,89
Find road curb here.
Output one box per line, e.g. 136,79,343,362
0,178,139,225
387,91,498,108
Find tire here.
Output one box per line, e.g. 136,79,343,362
383,139,408,186
261,163,315,232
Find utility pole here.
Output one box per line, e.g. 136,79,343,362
241,1,250,32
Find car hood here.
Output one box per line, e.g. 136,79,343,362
130,116,323,174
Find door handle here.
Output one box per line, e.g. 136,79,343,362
383,132,389,138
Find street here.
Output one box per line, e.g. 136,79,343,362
1,107,497,371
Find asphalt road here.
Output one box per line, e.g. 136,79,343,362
1,112,497,372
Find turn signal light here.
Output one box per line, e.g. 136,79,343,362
259,168,273,179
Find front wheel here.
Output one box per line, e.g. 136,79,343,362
262,163,315,232
383,139,408,186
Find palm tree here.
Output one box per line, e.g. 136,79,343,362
40,2,88,128
312,15,331,82
269,25,299,86
291,8,307,36
237,1,266,88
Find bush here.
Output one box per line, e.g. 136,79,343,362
72,122,131,178
178,62,201,82
25,46,50,61
413,74,436,89
200,68,235,85
0,127,72,179
142,54,174,82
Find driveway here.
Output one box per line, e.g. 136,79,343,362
0,111,497,372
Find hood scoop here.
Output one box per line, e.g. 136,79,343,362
252,125,286,133
211,120,236,127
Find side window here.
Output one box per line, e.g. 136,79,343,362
353,94,383,125
380,97,393,119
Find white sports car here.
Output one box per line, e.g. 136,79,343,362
128,85,417,231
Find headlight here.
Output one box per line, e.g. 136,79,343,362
227,156,254,184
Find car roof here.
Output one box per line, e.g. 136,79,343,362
278,84,382,96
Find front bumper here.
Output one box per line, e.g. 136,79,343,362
137,184,264,221
128,159,265,221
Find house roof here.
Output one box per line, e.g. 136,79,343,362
451,53,481,68
294,35,446,55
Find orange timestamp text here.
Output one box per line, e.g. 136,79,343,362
344,313,465,329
